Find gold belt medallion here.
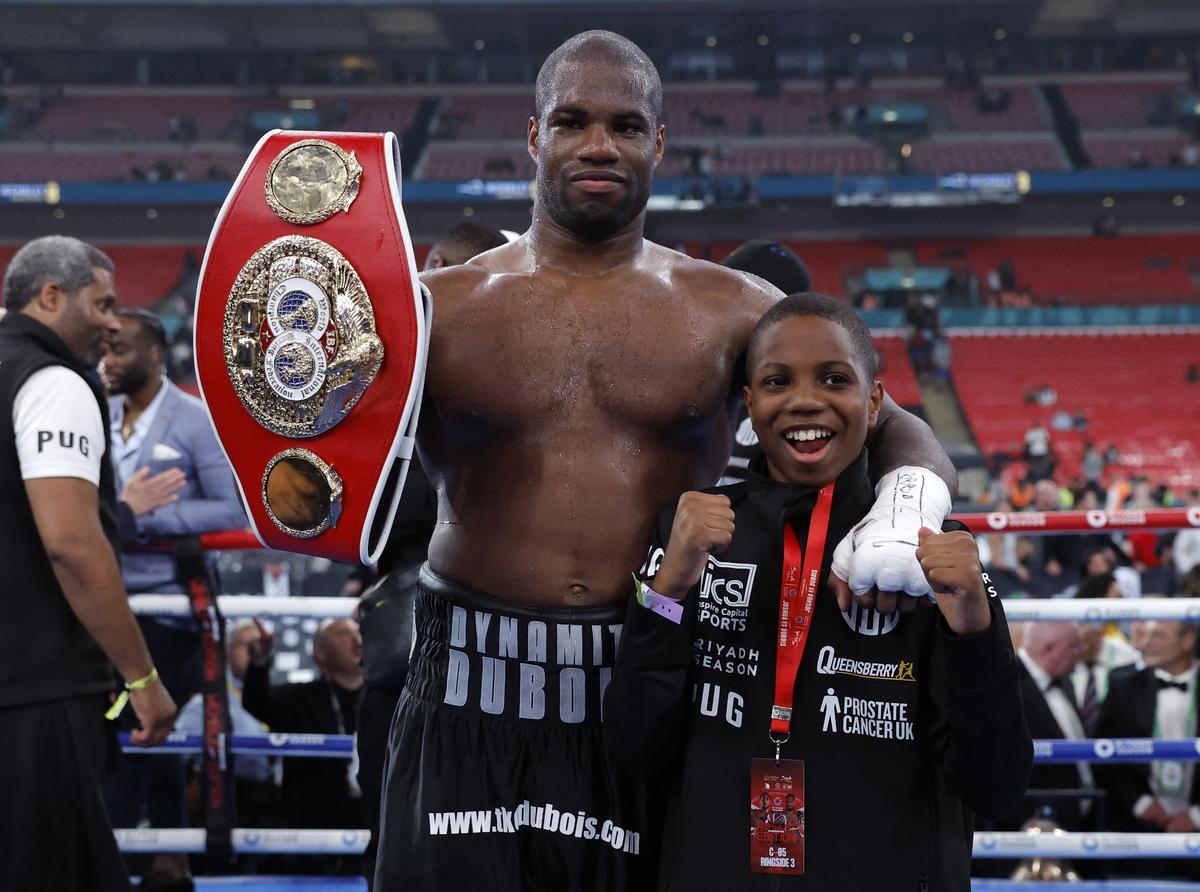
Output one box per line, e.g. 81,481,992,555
264,138,362,225
223,235,384,438
261,447,344,538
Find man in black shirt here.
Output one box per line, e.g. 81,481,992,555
242,617,365,834
0,236,176,892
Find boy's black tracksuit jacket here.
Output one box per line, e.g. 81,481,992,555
604,452,1033,891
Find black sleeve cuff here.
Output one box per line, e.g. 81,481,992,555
937,599,1015,692
619,586,695,669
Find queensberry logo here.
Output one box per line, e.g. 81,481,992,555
1093,739,1116,759
815,645,915,682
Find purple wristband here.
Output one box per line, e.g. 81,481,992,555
637,582,684,625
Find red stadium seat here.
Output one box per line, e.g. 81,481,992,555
951,331,1200,487
1060,76,1187,130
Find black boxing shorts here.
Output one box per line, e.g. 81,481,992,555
373,566,657,892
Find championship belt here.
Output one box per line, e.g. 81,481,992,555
195,130,429,564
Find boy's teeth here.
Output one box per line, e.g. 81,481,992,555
785,429,832,442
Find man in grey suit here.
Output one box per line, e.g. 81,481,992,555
101,307,246,891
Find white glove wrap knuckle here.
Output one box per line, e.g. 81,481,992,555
832,467,949,598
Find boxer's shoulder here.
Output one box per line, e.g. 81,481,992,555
654,247,781,335
655,245,781,306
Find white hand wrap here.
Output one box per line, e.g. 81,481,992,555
830,466,952,597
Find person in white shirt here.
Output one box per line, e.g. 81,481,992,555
1024,424,1051,460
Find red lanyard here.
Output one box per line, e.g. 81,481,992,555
770,482,835,760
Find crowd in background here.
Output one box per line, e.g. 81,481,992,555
5,223,1197,886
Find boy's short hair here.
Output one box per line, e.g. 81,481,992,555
747,292,878,380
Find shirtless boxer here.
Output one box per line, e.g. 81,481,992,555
373,31,955,891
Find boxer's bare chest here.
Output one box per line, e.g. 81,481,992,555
427,269,738,439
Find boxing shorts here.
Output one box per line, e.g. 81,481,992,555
195,129,430,564
374,566,657,892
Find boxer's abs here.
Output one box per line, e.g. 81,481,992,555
427,428,716,608
421,266,744,608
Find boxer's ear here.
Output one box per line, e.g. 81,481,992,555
527,116,540,162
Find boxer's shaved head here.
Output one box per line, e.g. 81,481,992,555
529,31,665,241
535,30,662,124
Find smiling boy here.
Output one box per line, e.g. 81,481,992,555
604,293,1032,890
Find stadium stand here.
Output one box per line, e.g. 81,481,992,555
872,335,923,407
417,138,892,178
694,235,1199,305
951,330,1200,487
433,93,534,139
914,235,1200,304
416,144,534,180
428,79,1049,140
2,87,423,145
28,92,249,142
11,76,1200,184
1083,131,1197,169
337,94,423,134
906,134,1066,173
0,146,245,181
1059,74,1188,129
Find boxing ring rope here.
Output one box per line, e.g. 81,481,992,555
187,506,1200,554
115,828,370,855
109,826,1200,859
953,507,1200,536
129,593,1200,623
118,731,356,758
129,593,354,620
972,832,1200,859
117,731,1200,766
115,509,1200,871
